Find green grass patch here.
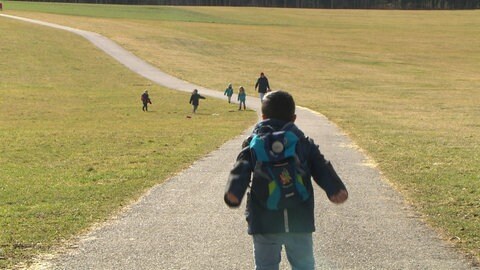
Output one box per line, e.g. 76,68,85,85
2,1,219,22
3,1,480,264
0,16,255,268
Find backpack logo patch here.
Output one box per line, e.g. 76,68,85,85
279,168,292,186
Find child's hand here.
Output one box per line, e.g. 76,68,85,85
225,192,240,207
328,189,348,204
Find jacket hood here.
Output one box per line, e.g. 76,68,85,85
252,119,305,139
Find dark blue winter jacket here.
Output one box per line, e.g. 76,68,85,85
189,93,205,106
255,76,270,93
224,119,347,234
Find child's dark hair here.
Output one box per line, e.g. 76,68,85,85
261,91,295,122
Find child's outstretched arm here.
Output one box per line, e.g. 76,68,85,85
224,147,252,208
307,138,348,203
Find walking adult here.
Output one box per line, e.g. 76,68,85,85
255,72,270,102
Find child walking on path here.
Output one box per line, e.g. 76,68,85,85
237,86,246,110
224,83,234,103
141,90,152,112
224,91,348,270
189,89,206,113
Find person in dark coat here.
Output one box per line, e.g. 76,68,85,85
255,72,271,102
141,90,152,112
189,89,206,113
224,91,348,270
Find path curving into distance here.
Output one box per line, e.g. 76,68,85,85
1,14,477,270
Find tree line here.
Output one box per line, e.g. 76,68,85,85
12,0,480,9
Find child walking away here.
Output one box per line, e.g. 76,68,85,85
224,91,348,270
189,89,206,113
224,83,234,103
237,86,246,110
141,90,152,112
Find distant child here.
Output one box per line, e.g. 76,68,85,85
224,83,234,103
237,86,246,110
224,91,348,270
189,89,206,113
141,90,152,112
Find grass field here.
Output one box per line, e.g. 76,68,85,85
0,14,256,268
2,1,480,267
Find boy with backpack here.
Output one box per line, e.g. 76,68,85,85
224,90,348,269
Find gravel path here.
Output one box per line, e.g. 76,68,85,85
2,14,477,270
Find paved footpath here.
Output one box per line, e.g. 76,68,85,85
2,14,478,270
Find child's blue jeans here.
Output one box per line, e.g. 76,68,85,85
253,233,315,270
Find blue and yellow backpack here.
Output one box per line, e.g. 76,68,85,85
249,124,310,210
